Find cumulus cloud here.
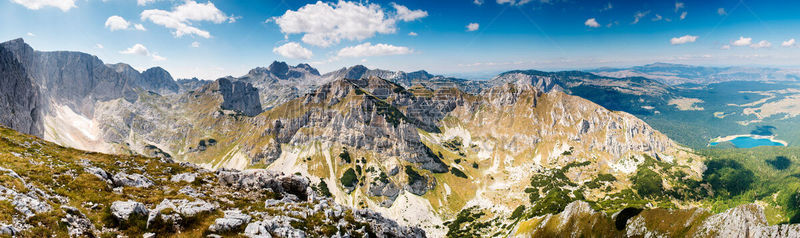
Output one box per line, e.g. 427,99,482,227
732,36,752,46
750,40,771,49
717,8,727,15
391,3,427,22
584,18,600,28
119,43,166,61
670,35,697,45
466,22,479,31
782,38,796,47
26,32,35,37
134,24,146,31
11,0,75,11
721,45,731,50
120,43,149,56
141,0,234,38
105,16,131,31
272,1,425,47
96,43,104,49
191,41,200,48
272,42,313,59
336,42,412,58
474,0,483,5
408,32,418,36
680,11,687,20
632,11,650,24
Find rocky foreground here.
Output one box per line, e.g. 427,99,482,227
0,126,424,237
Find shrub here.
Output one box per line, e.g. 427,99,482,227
340,168,359,188
632,168,663,198
451,167,468,179
339,149,352,163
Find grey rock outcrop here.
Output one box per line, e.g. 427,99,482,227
213,78,263,116
60,206,95,237
0,42,43,136
110,200,148,221
208,209,251,233
170,172,197,183
216,169,309,200
112,172,154,188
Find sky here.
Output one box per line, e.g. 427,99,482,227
4,0,800,80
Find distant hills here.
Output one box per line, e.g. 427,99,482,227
590,62,800,85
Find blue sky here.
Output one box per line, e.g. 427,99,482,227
3,0,800,79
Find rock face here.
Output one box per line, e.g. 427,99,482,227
137,67,179,95
0,43,42,136
212,78,263,116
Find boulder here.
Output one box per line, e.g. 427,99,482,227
170,172,197,183
110,200,148,221
208,209,251,233
112,172,154,188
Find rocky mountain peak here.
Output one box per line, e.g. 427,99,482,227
137,66,179,95
295,63,320,76
267,61,290,77
206,78,263,116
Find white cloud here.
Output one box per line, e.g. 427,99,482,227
105,16,131,31
11,0,75,11
632,11,650,24
675,2,684,12
717,8,726,15
96,43,104,49
782,38,796,47
391,3,427,22
26,32,35,37
474,0,483,5
119,43,166,61
408,32,418,36
680,11,687,20
134,24,146,31
496,0,532,6
120,43,149,56
273,42,313,59
466,22,479,31
652,14,663,21
750,40,771,49
670,35,697,45
336,42,412,58
272,1,408,47
584,18,600,28
137,0,155,6
141,0,234,38
721,45,731,50
191,41,200,48
732,36,752,46
151,53,166,61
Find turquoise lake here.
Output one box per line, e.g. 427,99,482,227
709,136,786,149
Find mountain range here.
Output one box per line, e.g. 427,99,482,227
2,38,800,237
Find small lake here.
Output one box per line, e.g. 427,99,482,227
709,136,787,149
